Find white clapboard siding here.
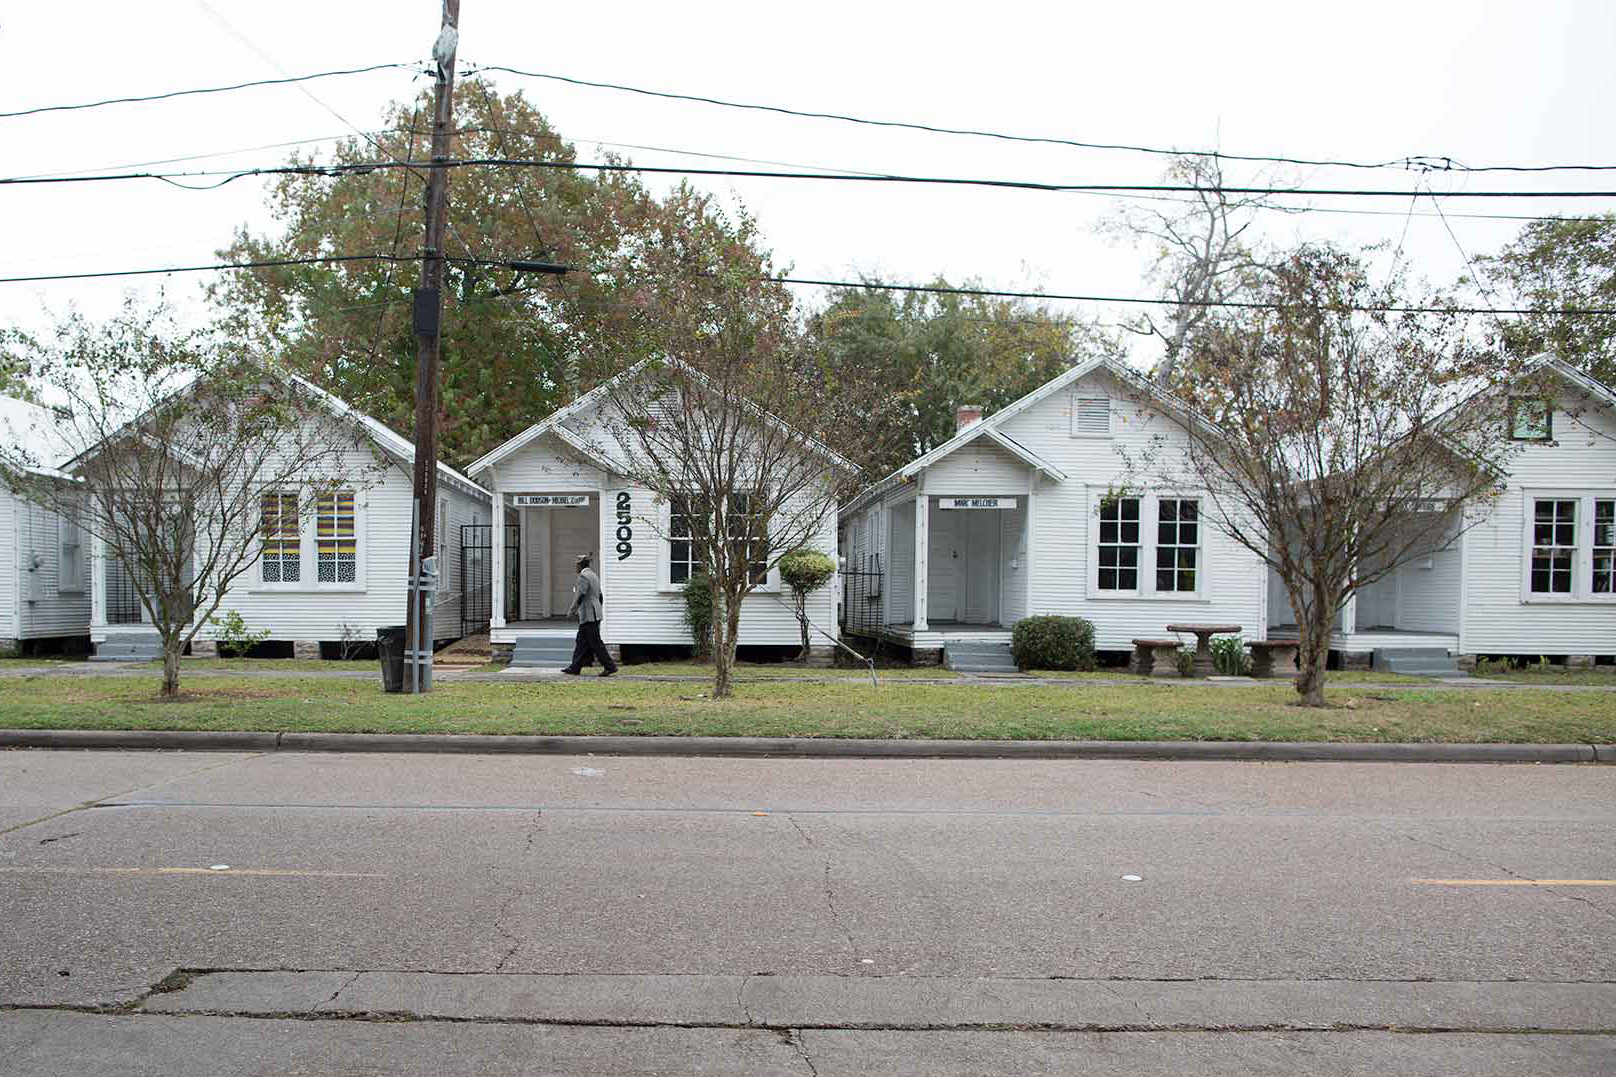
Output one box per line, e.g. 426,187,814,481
15,495,91,640
595,481,836,646
923,437,1028,494
885,491,915,624
494,431,605,492
996,369,1268,650
0,492,16,640
1395,520,1462,634
1460,400,1616,655
998,500,1028,625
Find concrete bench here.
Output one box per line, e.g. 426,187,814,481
1131,638,1185,678
1248,640,1299,679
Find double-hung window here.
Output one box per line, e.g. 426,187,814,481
726,492,770,586
1529,498,1577,595
667,493,771,587
1155,498,1200,593
1096,496,1141,591
668,495,701,585
58,500,85,593
1593,499,1615,595
261,493,301,583
316,490,357,584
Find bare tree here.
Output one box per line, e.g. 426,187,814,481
1129,244,1534,705
0,301,381,696
577,189,900,698
1103,154,1286,383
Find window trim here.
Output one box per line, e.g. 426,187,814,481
315,488,360,589
1594,498,1615,598
1092,493,1142,596
1086,488,1210,601
1518,489,1616,604
57,499,86,594
257,490,303,590
1508,397,1553,442
253,486,368,594
1154,496,1202,596
658,491,780,594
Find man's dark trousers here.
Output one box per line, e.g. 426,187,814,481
567,619,617,674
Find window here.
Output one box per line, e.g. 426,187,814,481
1594,499,1615,595
1529,498,1576,594
1073,396,1111,437
58,501,85,593
668,493,770,587
316,490,356,584
1155,498,1199,593
436,496,449,582
261,493,300,583
1097,496,1140,591
668,494,701,585
1510,398,1552,441
726,492,770,586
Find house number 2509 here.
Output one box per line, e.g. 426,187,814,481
615,491,633,560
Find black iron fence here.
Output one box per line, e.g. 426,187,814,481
839,552,884,638
105,554,145,625
460,521,519,637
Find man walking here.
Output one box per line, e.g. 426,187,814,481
562,553,617,677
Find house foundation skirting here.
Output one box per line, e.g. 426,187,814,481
292,640,322,660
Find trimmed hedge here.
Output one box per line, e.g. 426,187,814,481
1010,615,1097,672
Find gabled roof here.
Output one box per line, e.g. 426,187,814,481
468,356,859,478
0,395,77,480
843,354,1197,515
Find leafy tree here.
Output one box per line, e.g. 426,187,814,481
1133,244,1533,706
0,300,380,697
1476,213,1616,385
810,280,1115,475
211,79,707,468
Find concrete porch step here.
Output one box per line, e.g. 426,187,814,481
1372,647,1465,678
944,641,1017,673
91,634,163,662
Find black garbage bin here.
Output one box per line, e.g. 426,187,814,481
377,626,406,693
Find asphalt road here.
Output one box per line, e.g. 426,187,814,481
1,748,1612,1075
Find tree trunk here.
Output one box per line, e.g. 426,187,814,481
1294,592,1333,707
161,643,182,698
796,595,812,663
711,600,732,699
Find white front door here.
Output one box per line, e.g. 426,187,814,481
961,511,1001,624
522,508,549,619
927,507,958,622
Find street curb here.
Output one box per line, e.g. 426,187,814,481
0,729,1604,763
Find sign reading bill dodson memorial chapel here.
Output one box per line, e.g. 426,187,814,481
512,494,591,507
938,497,1017,510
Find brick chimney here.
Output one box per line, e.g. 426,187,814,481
955,404,983,433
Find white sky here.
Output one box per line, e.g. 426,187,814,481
5,0,1614,363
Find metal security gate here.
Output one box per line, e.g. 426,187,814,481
460,521,519,637
839,552,883,638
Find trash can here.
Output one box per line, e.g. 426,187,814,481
377,626,406,693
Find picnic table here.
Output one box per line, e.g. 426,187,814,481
1166,623,1242,677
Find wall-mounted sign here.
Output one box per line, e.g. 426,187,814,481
512,494,590,507
614,491,633,560
939,497,1017,510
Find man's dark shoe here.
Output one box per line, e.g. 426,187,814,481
561,667,581,676
600,668,617,678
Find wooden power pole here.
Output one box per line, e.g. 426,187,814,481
406,0,461,690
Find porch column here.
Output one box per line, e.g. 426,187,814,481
913,489,929,631
490,488,505,630
90,529,106,631
1340,588,1356,635
1024,474,1038,619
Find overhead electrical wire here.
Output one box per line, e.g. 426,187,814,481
7,157,1616,200
0,63,418,120
10,252,1610,318
465,63,1616,176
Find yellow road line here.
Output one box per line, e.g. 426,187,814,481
1412,878,1616,886
0,866,382,878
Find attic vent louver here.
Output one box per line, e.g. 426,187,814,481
1073,396,1111,437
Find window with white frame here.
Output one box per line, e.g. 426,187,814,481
1096,496,1140,591
1594,499,1615,595
668,494,701,585
58,500,85,593
260,492,300,583
1529,498,1577,594
1509,397,1552,441
726,492,770,586
316,490,357,584
436,496,449,582
1155,498,1199,593
667,493,770,586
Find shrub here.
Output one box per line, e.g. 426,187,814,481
209,609,270,658
1010,615,1096,672
1210,635,1250,676
778,549,836,594
681,573,714,660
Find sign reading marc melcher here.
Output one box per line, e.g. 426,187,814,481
512,494,591,507
938,497,1017,510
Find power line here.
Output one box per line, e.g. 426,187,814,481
9,156,1616,200
0,254,422,284
467,62,1616,176
0,63,417,120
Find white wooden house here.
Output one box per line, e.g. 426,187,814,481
839,355,1269,663
1267,356,1616,668
0,396,90,654
85,377,489,660
467,364,843,663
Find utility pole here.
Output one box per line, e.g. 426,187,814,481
406,0,461,691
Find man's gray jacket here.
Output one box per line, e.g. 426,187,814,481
570,567,604,623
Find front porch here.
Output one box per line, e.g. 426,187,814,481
871,620,1014,650
1267,625,1460,655
489,617,575,646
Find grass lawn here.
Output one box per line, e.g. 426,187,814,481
0,671,1609,744
1476,668,1616,687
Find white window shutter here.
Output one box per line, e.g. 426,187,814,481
1073,396,1111,437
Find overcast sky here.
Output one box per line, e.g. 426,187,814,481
5,0,1614,363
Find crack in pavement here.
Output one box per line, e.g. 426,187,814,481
490,814,543,972
1403,833,1616,923
737,974,756,1026
787,815,859,965
790,1029,822,1077
313,972,363,1014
